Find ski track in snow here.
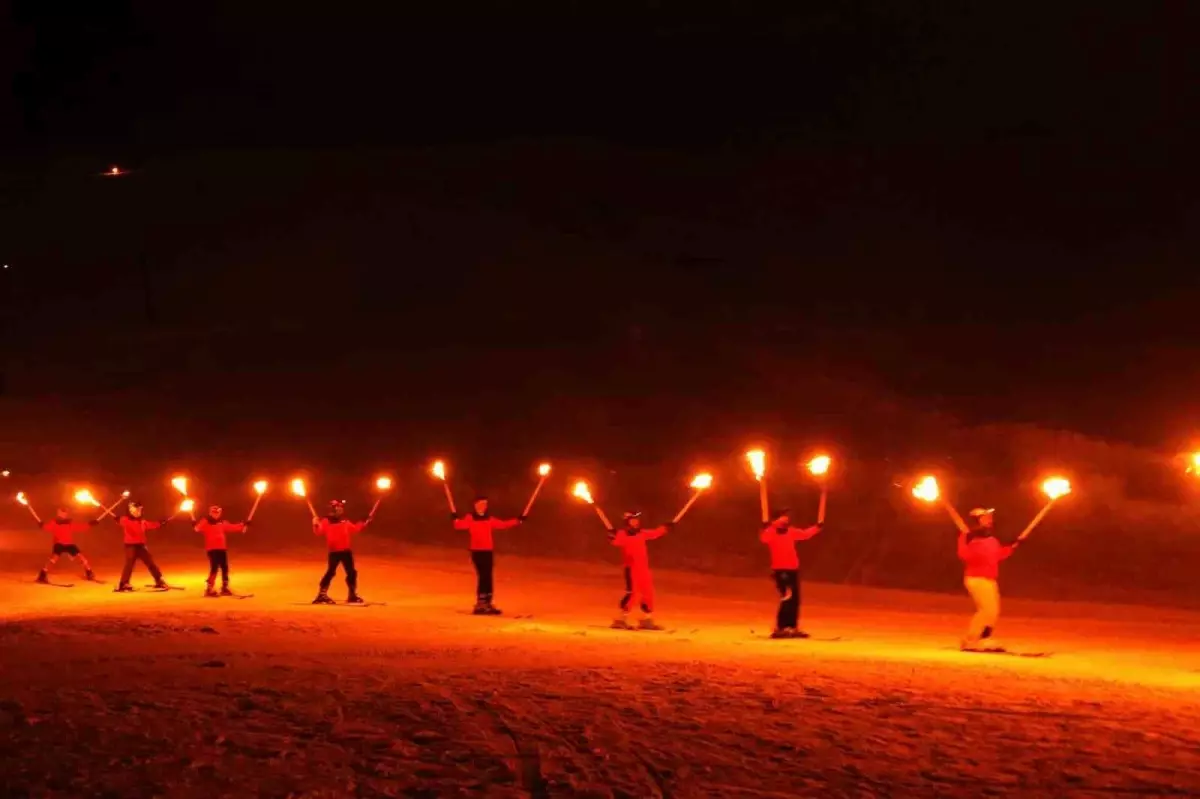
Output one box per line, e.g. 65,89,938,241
0,548,1196,797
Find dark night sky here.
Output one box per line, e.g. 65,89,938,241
2,2,1200,460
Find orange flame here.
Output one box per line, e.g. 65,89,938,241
74,489,101,507
375,476,393,491
745,450,766,481
253,480,268,495
179,498,195,513
431,461,446,481
15,491,28,506
537,463,551,477
690,473,714,490
912,476,940,502
171,476,188,495
1042,477,1071,500
290,478,307,498
807,455,832,477
572,481,594,504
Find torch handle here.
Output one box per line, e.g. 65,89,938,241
1017,499,1057,542
305,499,318,519
25,505,42,525
441,481,458,515
817,488,828,526
942,501,970,534
521,475,548,518
593,505,614,531
246,493,265,522
369,497,383,518
758,479,769,524
97,497,124,521
672,491,702,524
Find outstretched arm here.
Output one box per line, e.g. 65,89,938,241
641,524,671,541
789,523,823,541
452,515,471,530
492,518,522,531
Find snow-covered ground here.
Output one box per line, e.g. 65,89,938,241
0,542,1196,797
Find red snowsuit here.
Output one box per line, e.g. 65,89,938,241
314,517,367,552
957,532,1015,580
759,524,822,570
115,515,163,544
610,526,668,613
42,519,91,546
194,519,246,550
452,514,520,551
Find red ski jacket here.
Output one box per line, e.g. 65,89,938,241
114,515,164,545
957,532,1016,580
194,519,246,551
610,526,668,569
314,517,366,552
41,519,92,546
452,514,520,551
759,524,822,570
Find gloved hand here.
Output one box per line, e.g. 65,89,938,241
517,515,528,523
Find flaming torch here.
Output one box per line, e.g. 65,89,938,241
74,489,102,509
171,476,188,497
1017,477,1072,542
746,449,769,523
807,454,832,524
911,475,971,532
97,490,130,521
431,460,457,515
369,475,392,517
246,480,269,522
177,498,196,520
15,491,41,523
521,462,552,518
572,480,613,530
673,472,714,523
291,478,317,518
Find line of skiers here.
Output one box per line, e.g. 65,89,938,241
30,494,1027,649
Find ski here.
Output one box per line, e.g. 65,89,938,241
33,580,74,588
960,649,1052,658
143,584,185,591
336,601,386,607
206,592,254,600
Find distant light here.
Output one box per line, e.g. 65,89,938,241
111,166,120,175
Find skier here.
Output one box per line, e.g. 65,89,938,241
36,507,100,584
311,499,371,605
956,507,1019,652
452,496,523,615
112,500,173,592
609,511,672,630
759,507,823,639
193,505,250,597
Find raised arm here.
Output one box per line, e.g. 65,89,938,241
313,517,326,536
226,521,247,534
789,523,822,541
452,514,471,530
492,517,522,531
641,524,671,541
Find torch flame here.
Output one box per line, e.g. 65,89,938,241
572,481,594,505
1188,452,1200,474
253,480,268,495
179,498,195,513
375,476,393,491
171,476,188,496
1,470,9,478
16,491,28,506
1042,477,1072,500
745,450,766,481
690,473,714,490
74,489,101,507
537,463,551,477
121,490,130,498
290,478,307,498
808,455,832,477
912,476,940,502
432,461,446,481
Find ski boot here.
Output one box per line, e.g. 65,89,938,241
312,590,336,605
791,629,810,639
35,570,49,584
114,583,134,593
84,569,96,582
472,601,490,615
345,593,365,604
220,585,233,597
769,627,790,639
611,615,633,630
153,579,171,590
204,585,220,598
638,617,664,631
483,603,502,615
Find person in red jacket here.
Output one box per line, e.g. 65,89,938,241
112,500,173,593
452,496,524,615
194,505,250,597
609,511,672,630
36,507,101,584
758,507,823,639
311,499,371,605
956,507,1019,652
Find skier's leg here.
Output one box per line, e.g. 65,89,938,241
319,553,339,591
343,552,358,596
119,545,137,586
786,571,801,629
140,547,164,583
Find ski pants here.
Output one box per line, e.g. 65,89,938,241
773,569,801,630
620,566,655,614
206,550,230,587
120,544,163,586
471,550,494,602
320,551,357,592
964,576,1001,645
